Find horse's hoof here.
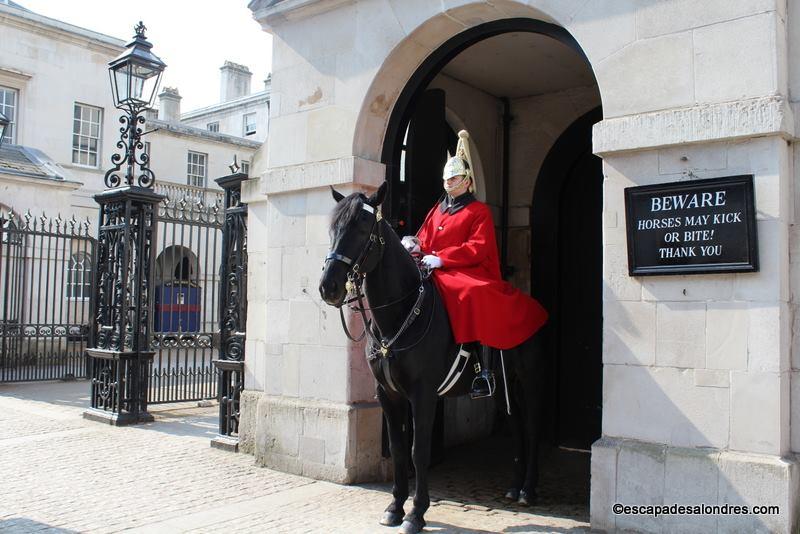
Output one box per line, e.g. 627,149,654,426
380,511,404,527
517,489,537,507
505,488,520,501
399,516,426,534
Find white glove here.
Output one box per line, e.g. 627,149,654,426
401,235,421,255
422,255,443,269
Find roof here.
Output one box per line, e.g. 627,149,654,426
1,0,31,11
147,119,262,149
180,90,270,121
0,144,74,181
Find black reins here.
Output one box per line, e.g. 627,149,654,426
325,202,434,359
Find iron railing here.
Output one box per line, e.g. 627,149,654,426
0,211,95,382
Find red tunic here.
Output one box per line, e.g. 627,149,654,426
417,196,548,349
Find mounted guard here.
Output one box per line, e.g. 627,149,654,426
408,130,549,397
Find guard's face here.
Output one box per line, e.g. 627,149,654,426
444,174,469,197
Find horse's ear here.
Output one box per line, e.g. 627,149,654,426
367,181,387,207
330,186,345,203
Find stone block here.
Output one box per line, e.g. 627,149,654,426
604,365,729,448
642,274,734,302
589,437,618,533
282,246,328,300
307,106,358,162
265,247,283,300
255,394,301,457
266,112,308,169
299,344,349,403
747,302,790,373
264,300,290,344
354,0,407,61
603,244,642,301
570,0,637,64
319,304,348,348
792,371,800,453
272,55,336,116
657,144,728,175
603,300,656,366
442,0,504,26
717,451,798,533
267,192,307,248
733,220,788,302
663,447,720,533
299,436,326,464
636,0,775,39
729,371,788,455
706,302,748,370
281,344,301,397
694,13,778,104
726,138,788,221
352,403,389,482
238,390,260,455
656,301,705,368
247,206,270,253
302,404,350,468
615,440,665,533
387,0,447,37
694,369,730,388
289,300,320,345
595,31,693,118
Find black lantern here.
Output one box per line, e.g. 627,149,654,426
108,21,166,112
0,111,9,148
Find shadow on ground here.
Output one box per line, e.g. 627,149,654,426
0,518,79,533
362,436,590,523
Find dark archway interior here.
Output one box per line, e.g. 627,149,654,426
379,18,603,519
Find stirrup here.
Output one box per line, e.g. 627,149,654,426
470,370,495,399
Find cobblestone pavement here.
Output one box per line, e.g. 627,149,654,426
0,381,592,533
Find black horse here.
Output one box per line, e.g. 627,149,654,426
319,182,546,534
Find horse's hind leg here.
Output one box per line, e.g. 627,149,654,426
519,335,546,506
400,389,437,534
377,386,409,527
504,376,527,501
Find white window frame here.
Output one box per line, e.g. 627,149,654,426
72,103,103,167
243,113,256,136
187,151,207,188
67,251,92,300
207,121,219,133
0,86,19,144
241,160,250,175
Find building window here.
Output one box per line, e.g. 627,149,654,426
243,113,256,136
67,252,92,300
72,103,102,167
241,160,250,175
0,86,18,144
187,151,207,188
207,122,219,133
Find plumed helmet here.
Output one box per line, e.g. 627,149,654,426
442,130,476,194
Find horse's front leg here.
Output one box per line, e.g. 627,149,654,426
377,385,409,527
401,389,437,534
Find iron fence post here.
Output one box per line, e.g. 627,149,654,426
83,187,163,425
211,171,248,451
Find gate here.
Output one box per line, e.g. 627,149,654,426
0,211,95,382
148,194,223,403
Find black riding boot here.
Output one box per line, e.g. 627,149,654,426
470,345,496,399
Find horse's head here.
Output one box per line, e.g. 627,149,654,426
319,182,387,307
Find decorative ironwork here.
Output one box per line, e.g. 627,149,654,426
1,209,95,383
104,111,154,189
85,188,161,425
212,172,248,443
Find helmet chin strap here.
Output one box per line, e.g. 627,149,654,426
443,175,469,194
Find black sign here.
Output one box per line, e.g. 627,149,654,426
625,175,758,276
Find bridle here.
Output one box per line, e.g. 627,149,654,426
324,201,433,360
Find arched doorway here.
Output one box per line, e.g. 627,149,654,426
376,17,603,514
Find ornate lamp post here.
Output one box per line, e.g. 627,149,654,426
83,22,166,426
0,111,9,147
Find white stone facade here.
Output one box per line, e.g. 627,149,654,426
238,0,800,531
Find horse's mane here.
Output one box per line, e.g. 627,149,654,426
329,192,367,240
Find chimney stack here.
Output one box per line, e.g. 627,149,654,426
220,61,252,102
264,73,272,91
158,87,181,122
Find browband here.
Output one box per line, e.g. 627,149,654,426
362,204,374,213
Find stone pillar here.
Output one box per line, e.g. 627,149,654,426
239,157,389,483
590,97,799,533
